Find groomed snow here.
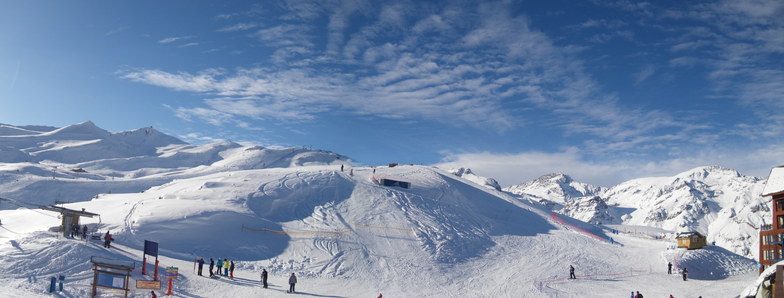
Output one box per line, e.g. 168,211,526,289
0,164,759,297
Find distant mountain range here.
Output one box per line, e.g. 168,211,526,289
497,167,768,258
0,121,348,207
0,121,771,259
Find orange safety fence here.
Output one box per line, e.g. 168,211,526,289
241,225,350,235
551,212,609,243
241,223,418,235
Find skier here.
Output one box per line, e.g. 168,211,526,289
635,291,643,298
209,258,215,277
261,268,268,288
669,295,674,298
224,258,229,276
288,272,297,293
197,258,205,276
341,165,344,172
216,258,223,277
82,225,88,240
229,260,235,279
569,265,576,279
151,290,157,298
103,231,113,248
668,262,672,274
350,169,354,176
630,291,634,298
682,268,688,281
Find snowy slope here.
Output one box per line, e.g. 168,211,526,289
0,163,758,297
504,173,606,205
0,122,763,297
504,167,768,258
448,167,502,191
604,166,767,257
0,122,348,209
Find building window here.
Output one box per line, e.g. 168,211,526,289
778,215,784,229
777,199,784,211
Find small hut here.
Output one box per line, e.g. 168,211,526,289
676,231,707,249
40,205,99,237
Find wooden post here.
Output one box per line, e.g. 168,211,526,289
777,265,784,298
166,278,172,296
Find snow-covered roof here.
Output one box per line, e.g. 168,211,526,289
675,231,704,239
762,166,784,197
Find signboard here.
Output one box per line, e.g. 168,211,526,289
166,267,179,280
96,272,127,290
144,240,159,257
136,280,161,290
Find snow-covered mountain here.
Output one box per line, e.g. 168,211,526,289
0,122,348,208
604,166,768,257
448,167,502,191
0,122,764,297
503,173,606,205
503,166,768,258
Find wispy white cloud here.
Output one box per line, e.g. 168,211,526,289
633,64,655,85
178,42,200,48
216,23,260,32
105,26,130,36
124,1,701,156
158,36,193,44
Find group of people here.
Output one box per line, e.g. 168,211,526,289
667,261,688,281
69,224,89,240
194,258,299,293
198,258,236,279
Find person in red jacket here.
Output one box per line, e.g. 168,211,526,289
103,231,113,248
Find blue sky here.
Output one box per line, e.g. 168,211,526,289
1,0,782,186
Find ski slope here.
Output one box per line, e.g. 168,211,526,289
0,164,757,297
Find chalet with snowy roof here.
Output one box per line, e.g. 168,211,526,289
759,166,784,274
676,231,706,249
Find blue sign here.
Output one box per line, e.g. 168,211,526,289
144,240,158,257
96,272,127,289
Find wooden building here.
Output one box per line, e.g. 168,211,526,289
760,166,784,274
676,231,707,249
40,205,99,237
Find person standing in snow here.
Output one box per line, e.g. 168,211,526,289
222,258,228,276
151,290,157,298
288,272,297,293
82,225,88,240
569,265,576,279
103,231,113,248
630,291,634,298
261,268,268,288
635,291,643,298
209,258,215,277
229,260,235,279
682,268,688,281
216,258,223,277
341,165,344,172
197,258,205,276
668,262,672,274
